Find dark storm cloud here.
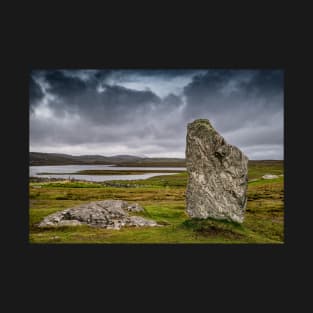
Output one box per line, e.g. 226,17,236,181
29,75,44,111
30,69,172,151
163,93,183,107
30,69,284,159
242,70,283,96
38,70,163,124
44,70,90,97
95,69,202,78
183,70,283,131
183,69,283,111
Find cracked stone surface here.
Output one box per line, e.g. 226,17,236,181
38,200,159,229
186,119,248,223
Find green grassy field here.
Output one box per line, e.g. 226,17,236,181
29,161,284,244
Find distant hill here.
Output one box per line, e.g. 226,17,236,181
30,152,283,167
29,152,186,166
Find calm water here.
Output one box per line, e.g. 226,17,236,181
29,165,186,182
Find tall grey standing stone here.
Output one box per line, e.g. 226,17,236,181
186,119,248,223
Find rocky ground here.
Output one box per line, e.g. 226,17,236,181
38,200,159,229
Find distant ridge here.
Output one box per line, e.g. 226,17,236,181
30,152,282,167
29,152,186,166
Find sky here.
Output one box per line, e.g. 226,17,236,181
29,69,284,160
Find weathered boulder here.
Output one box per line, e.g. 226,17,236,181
38,200,159,229
186,119,248,223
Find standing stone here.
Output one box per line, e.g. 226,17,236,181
186,119,248,223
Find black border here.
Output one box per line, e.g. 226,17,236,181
6,18,305,305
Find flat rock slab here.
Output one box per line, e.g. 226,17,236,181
186,119,248,223
262,174,279,179
38,200,159,230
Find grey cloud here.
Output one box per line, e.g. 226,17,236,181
30,69,284,159
29,75,44,111
162,93,183,107
182,70,283,132
44,70,90,97
183,70,283,113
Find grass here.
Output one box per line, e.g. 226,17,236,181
29,160,284,244
248,160,283,180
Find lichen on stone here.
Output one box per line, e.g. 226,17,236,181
186,119,248,223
